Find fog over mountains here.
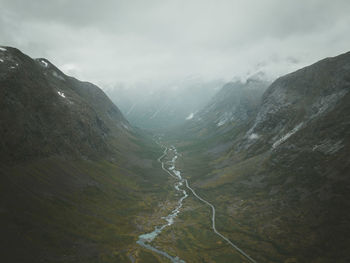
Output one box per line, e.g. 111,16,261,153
105,78,225,130
1,1,350,263
2,43,350,262
1,0,350,88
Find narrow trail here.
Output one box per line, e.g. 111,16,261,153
168,144,257,263
137,144,257,263
184,179,257,263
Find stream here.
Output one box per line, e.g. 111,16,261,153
136,146,187,263
136,145,256,263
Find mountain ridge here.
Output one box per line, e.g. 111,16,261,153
0,46,173,263
0,46,133,164
169,50,350,262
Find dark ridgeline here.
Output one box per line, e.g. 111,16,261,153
0,46,132,164
0,46,166,263
173,51,350,262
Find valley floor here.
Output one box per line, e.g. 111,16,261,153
132,136,350,263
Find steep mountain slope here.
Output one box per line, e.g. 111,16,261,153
0,46,171,263
171,52,350,262
0,46,133,164
183,77,269,140
242,53,350,154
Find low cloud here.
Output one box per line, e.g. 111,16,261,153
1,0,350,89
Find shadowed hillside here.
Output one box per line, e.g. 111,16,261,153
167,51,350,262
0,46,173,263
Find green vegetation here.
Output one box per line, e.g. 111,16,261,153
0,141,179,263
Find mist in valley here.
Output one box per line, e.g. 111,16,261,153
1,1,350,262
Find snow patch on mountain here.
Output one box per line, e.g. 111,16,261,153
186,113,194,120
248,133,259,140
0,47,7,52
57,91,66,98
40,60,48,67
217,119,227,127
216,112,234,127
272,123,303,149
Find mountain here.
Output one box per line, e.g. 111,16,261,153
2,45,349,262
0,47,134,164
0,46,171,262
183,76,270,140
105,78,224,131
170,52,350,262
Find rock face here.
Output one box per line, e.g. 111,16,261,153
244,52,350,152
0,46,132,164
0,47,167,263
177,51,350,262
198,78,268,126
178,77,269,151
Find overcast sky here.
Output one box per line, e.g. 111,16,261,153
1,0,350,89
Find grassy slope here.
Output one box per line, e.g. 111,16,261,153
0,136,182,263
158,53,350,263
129,143,252,263
165,124,350,263
0,47,184,263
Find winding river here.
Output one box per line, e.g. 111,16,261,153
136,146,187,263
137,145,256,263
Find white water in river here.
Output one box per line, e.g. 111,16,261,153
137,145,257,263
136,146,187,263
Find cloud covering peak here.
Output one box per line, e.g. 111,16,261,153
1,0,350,88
